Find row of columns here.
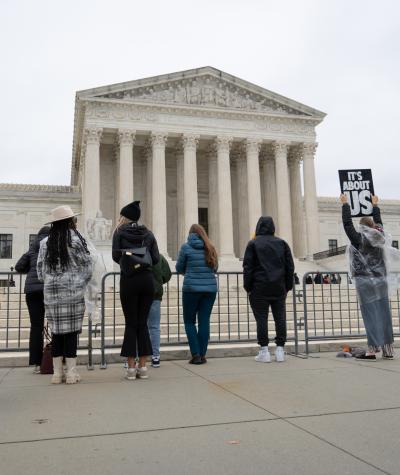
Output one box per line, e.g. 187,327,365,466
82,128,320,260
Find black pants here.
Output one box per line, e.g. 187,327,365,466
25,291,45,366
52,332,78,358
120,272,154,358
249,292,287,347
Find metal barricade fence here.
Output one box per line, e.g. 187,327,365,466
302,271,400,354
0,271,94,365
99,271,300,368
1,269,302,366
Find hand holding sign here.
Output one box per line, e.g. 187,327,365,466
338,169,375,217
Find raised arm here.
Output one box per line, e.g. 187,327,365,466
340,195,361,247
371,195,383,226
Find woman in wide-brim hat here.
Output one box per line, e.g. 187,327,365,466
37,205,93,384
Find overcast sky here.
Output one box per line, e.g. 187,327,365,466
1,0,399,199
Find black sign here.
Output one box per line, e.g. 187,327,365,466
338,169,375,217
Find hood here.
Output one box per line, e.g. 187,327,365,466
188,233,205,249
32,226,51,251
118,223,149,240
255,216,275,236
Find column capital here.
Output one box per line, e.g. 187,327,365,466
206,143,218,160
288,147,302,167
245,138,261,154
117,129,136,146
181,134,200,151
84,127,103,145
215,136,233,153
151,132,168,148
272,140,291,155
302,142,318,157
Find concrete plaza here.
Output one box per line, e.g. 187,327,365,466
1,353,400,475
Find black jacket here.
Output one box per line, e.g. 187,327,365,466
15,228,50,294
112,223,160,274
342,204,385,277
243,217,295,298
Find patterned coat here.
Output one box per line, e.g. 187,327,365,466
37,233,93,334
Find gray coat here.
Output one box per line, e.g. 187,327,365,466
37,232,93,334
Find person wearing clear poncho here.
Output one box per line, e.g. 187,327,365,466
341,194,400,360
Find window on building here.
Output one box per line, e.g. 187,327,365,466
328,239,338,253
29,234,37,247
198,208,209,234
393,240,399,249
0,234,13,259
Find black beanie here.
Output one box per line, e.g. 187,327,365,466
120,201,141,222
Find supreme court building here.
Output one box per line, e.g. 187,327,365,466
1,67,400,271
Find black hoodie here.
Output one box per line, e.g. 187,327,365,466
112,223,160,272
242,217,294,298
15,226,50,293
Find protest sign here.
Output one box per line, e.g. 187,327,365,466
338,169,375,217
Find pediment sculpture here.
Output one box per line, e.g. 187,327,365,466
96,76,305,115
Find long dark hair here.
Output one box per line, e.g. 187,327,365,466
189,224,218,270
46,218,89,272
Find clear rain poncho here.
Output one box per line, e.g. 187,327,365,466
84,240,107,324
347,225,400,306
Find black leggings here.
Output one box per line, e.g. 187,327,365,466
52,332,78,358
120,271,154,358
25,292,45,366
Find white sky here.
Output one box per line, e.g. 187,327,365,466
1,0,399,198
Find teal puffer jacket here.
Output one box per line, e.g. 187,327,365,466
175,234,217,293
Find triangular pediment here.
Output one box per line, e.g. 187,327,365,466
77,67,325,118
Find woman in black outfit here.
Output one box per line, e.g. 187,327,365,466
15,226,50,373
112,201,160,380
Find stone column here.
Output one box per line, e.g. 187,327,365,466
83,127,102,232
216,136,235,259
182,134,199,235
117,129,135,211
273,141,293,248
175,143,185,246
151,133,169,256
144,142,152,228
245,138,262,237
302,142,320,257
289,147,306,258
207,145,219,251
260,145,278,223
232,144,248,258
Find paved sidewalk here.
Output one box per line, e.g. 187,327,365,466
1,353,400,475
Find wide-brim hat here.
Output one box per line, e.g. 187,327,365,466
45,205,81,224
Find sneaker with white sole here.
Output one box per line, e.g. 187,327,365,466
151,357,160,368
125,368,137,380
33,365,41,374
137,366,149,379
255,347,271,363
275,346,285,362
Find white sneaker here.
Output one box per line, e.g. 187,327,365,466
255,348,271,363
137,366,149,379
33,365,41,374
125,368,137,380
275,346,285,362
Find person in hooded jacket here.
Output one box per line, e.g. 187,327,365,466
15,226,50,372
243,216,294,363
176,224,218,365
112,201,160,380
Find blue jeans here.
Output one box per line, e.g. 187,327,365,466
182,292,216,356
148,300,161,358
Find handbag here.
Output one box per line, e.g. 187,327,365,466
119,240,152,276
40,324,53,374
